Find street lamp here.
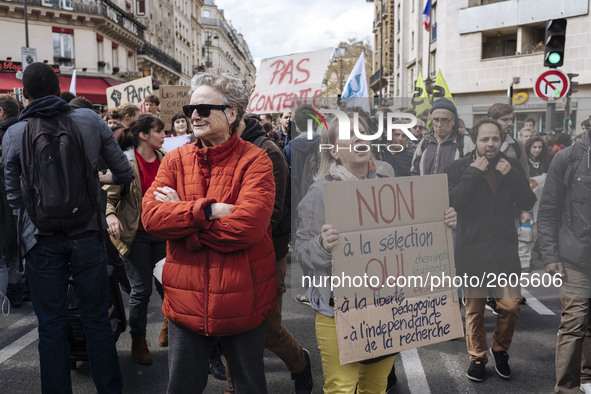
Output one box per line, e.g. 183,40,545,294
205,32,219,68
334,47,346,93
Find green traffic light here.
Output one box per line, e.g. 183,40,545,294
548,52,562,64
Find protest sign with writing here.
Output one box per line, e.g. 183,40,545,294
162,134,190,152
324,175,463,364
107,76,153,109
160,85,191,132
247,48,333,114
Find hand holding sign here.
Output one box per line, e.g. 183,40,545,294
321,224,339,251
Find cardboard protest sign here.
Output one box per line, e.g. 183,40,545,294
107,76,153,109
247,48,333,114
160,85,191,132
324,175,463,364
162,134,190,152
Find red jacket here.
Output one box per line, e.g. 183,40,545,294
142,133,277,336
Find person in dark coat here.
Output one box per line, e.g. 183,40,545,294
445,118,536,383
537,130,591,393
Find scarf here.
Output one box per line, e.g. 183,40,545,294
328,160,377,181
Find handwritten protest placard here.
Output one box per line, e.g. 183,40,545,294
324,175,463,364
247,48,333,114
107,76,153,109
162,134,190,152
160,85,191,132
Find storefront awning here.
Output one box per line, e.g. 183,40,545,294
0,73,122,105
0,72,20,92
58,75,121,105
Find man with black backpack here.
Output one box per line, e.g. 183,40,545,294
2,62,134,393
538,128,591,394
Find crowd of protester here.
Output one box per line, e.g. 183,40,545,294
0,62,590,394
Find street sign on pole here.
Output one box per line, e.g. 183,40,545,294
534,69,570,102
21,47,37,71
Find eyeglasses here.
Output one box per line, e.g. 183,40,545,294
182,104,229,118
431,117,452,126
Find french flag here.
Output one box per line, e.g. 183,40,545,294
422,0,431,32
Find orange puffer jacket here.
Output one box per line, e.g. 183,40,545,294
142,133,277,336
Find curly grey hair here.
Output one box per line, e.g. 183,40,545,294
189,68,249,132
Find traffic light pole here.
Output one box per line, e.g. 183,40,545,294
543,18,567,134
546,102,556,133
563,95,571,134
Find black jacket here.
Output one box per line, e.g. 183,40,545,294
537,132,591,271
241,118,290,260
445,152,536,276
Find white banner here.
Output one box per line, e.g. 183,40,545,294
247,48,333,114
106,76,153,108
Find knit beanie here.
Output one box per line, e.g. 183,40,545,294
430,98,457,115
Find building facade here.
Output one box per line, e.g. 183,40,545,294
201,0,255,87
0,0,255,104
370,0,591,133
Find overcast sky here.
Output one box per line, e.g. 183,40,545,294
214,0,374,69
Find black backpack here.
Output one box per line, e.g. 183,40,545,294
20,112,99,233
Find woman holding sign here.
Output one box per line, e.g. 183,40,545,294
294,109,395,393
295,109,458,392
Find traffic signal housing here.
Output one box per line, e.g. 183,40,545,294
567,73,579,96
544,18,567,67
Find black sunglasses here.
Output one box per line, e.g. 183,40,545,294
183,104,229,118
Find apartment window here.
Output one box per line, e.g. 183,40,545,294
431,5,437,41
429,51,436,77
411,31,415,50
52,28,74,67
127,51,134,71
136,0,145,16
97,35,104,70
112,43,119,68
521,24,546,54
45,0,72,9
482,29,518,59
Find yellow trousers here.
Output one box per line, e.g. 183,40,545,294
315,312,395,394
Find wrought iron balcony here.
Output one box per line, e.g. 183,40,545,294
137,43,181,73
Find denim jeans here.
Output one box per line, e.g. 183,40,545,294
26,235,123,394
123,230,166,339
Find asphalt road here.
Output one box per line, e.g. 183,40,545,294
0,258,564,393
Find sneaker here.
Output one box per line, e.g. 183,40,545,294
489,347,511,378
295,294,311,306
131,337,153,365
581,383,591,393
485,298,499,315
520,297,527,304
466,360,485,382
292,348,313,394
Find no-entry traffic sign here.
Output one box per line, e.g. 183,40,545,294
534,69,570,101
